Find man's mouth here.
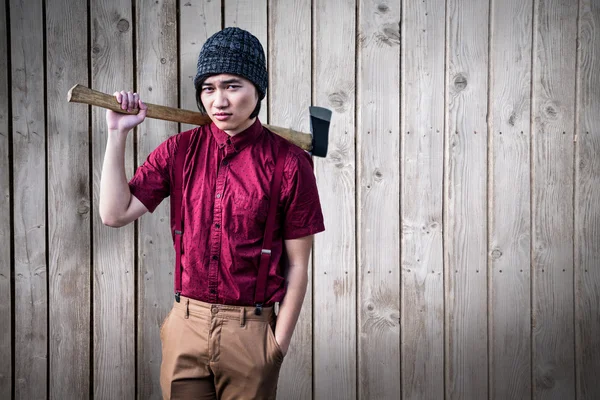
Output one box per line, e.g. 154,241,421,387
213,112,232,121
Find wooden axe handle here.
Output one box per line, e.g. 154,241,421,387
67,84,313,151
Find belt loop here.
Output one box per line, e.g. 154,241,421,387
185,298,189,319
240,307,246,327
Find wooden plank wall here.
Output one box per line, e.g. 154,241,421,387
576,1,600,399
0,2,11,398
358,1,400,399
314,0,356,400
532,0,577,398
489,0,533,399
47,0,91,397
1,1,599,399
445,0,489,398
91,1,135,398
268,1,313,398
11,0,47,398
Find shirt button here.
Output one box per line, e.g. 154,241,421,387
223,160,228,166
215,223,220,228
216,193,221,199
212,255,218,261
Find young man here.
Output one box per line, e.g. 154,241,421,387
99,27,325,399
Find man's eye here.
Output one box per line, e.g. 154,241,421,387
202,87,213,92
228,85,240,89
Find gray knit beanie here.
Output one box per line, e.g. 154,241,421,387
194,27,268,100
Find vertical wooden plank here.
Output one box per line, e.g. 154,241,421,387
91,1,135,398
576,1,600,399
531,0,578,398
488,0,533,398
267,1,312,398
225,0,268,123
137,0,178,398
314,0,356,399
179,1,221,132
445,0,489,398
46,0,90,396
358,1,400,399
401,0,445,397
0,1,11,397
11,0,47,398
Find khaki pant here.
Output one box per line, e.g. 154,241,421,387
160,296,285,400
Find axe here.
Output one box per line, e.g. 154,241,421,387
67,84,331,157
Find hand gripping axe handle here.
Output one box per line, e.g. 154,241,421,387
67,84,332,157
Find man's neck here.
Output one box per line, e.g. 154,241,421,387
225,117,257,137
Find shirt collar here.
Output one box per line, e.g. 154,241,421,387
210,118,264,152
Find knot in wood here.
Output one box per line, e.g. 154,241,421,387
373,168,383,181
491,248,502,260
377,23,400,46
117,18,130,33
328,91,348,113
77,199,90,215
543,102,559,120
377,4,389,13
454,74,467,91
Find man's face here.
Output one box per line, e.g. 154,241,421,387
200,74,259,136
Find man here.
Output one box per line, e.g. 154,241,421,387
99,27,325,399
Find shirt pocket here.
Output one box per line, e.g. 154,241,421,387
232,194,269,223
231,195,270,242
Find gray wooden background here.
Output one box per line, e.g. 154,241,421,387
1,0,599,399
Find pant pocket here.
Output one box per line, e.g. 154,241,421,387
266,319,285,363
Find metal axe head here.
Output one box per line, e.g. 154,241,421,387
309,106,332,158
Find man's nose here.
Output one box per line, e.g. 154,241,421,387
214,89,229,108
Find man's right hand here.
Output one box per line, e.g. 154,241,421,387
106,90,148,132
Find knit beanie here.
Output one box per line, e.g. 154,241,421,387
193,27,268,100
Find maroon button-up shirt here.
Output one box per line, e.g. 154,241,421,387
129,119,325,306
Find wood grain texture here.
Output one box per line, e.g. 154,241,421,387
445,0,489,398
358,1,401,399
314,0,357,399
136,1,178,398
267,1,313,398
488,0,533,398
401,0,445,397
11,0,47,398
91,1,135,398
11,0,49,396
179,0,221,132
575,1,600,399
531,1,577,398
225,0,268,123
46,0,91,397
0,2,10,397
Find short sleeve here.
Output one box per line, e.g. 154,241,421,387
281,150,325,240
128,135,176,213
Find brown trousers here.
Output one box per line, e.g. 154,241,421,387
160,296,285,400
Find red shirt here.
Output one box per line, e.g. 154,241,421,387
129,119,325,306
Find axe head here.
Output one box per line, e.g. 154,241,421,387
309,106,332,158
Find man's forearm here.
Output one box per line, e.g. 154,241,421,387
99,129,133,226
274,263,309,355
